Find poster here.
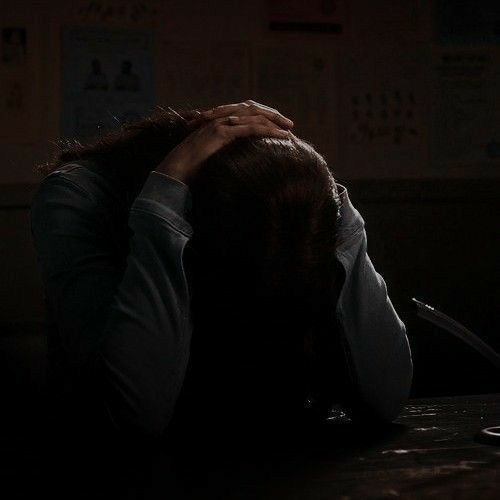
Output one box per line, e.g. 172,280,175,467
336,46,429,177
60,25,155,140
0,26,37,143
1,27,27,65
430,49,500,169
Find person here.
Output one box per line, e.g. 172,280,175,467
85,58,109,90
114,60,141,91
30,100,413,445
1,27,26,65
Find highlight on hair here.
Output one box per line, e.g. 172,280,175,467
33,106,205,196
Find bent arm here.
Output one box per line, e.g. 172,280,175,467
333,185,413,423
30,169,193,438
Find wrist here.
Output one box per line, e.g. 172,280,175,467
151,169,189,187
154,161,189,185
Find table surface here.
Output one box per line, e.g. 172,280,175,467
2,393,500,499
167,393,500,499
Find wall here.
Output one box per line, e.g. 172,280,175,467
1,0,499,183
0,0,499,402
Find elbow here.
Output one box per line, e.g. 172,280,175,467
92,352,176,441
127,408,170,440
351,334,413,426
375,338,414,424
377,317,413,423
72,384,171,442
370,383,411,424
133,420,169,441
351,378,412,425
103,399,171,441
97,374,172,441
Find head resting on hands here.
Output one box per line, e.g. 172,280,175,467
35,105,344,421
187,117,343,422
190,130,340,306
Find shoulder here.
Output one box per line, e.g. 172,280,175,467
38,160,119,205
31,159,133,223
30,160,119,239
30,161,134,260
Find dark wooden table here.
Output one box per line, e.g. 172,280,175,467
2,394,500,499
159,393,500,499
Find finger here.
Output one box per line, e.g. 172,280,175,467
218,114,282,127
206,114,276,132
206,100,276,113
215,102,294,127
202,102,294,128
244,99,280,114
189,108,264,127
221,123,291,140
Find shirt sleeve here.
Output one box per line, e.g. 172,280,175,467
332,184,413,423
30,169,194,439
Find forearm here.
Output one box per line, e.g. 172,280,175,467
31,169,195,439
86,172,193,438
333,186,413,423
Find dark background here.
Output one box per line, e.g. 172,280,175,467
0,1,499,427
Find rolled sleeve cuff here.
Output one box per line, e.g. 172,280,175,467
132,170,193,236
335,183,365,241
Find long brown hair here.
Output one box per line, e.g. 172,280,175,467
35,105,344,423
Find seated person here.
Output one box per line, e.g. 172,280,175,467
30,100,413,443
